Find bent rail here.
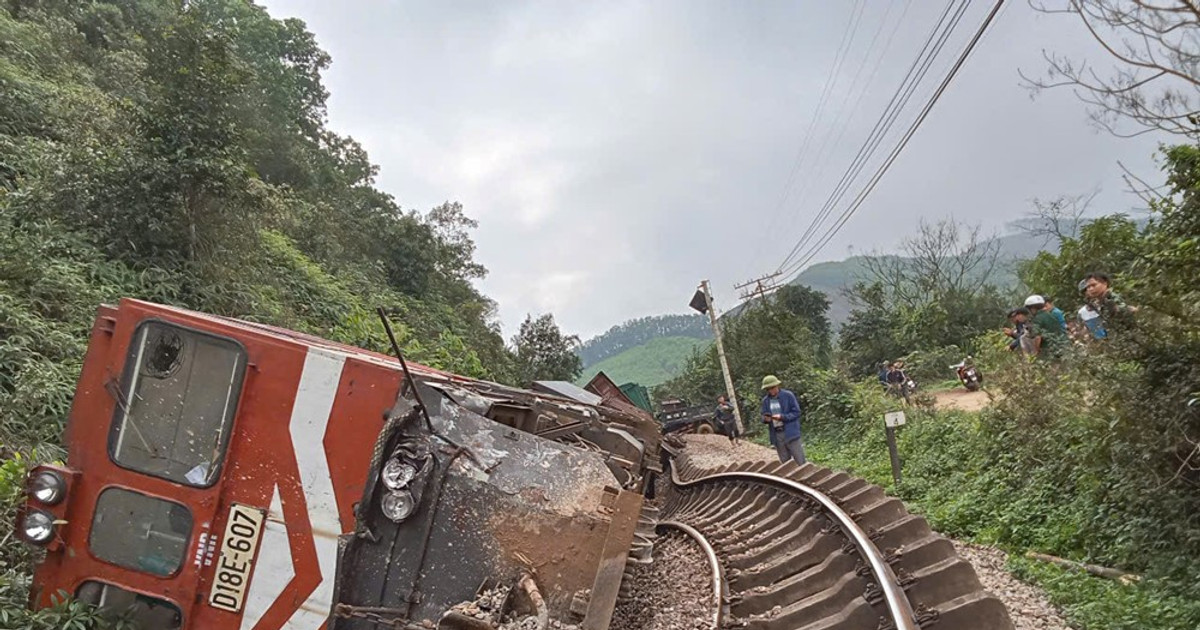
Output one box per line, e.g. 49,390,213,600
669,463,918,630
663,452,1015,630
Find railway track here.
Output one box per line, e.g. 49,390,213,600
647,450,1014,630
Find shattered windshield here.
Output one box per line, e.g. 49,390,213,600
109,321,245,486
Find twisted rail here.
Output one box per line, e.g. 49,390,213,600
669,462,919,630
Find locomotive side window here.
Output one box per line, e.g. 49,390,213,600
89,488,193,577
76,581,183,628
109,321,245,487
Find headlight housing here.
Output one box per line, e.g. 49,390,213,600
380,491,415,522
382,458,416,491
28,470,66,506
20,509,56,544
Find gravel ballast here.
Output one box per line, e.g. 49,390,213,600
952,542,1071,630
611,532,714,630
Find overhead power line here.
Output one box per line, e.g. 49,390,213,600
781,0,914,231
777,0,1007,279
774,0,968,276
759,0,868,237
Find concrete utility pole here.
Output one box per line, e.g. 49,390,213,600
698,280,744,435
734,272,783,304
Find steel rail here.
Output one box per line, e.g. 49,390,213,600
670,464,919,630
657,520,726,630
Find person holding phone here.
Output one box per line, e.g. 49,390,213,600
760,375,806,465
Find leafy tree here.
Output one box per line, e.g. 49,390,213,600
772,284,832,364
1024,0,1200,137
837,282,906,377
657,284,831,411
839,219,1010,377
512,314,582,384
1018,214,1144,313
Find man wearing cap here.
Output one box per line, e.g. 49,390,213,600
1004,307,1034,355
1026,295,1068,359
760,375,806,465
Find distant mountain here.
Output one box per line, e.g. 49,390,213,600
576,336,711,387
579,226,1063,384
578,314,711,368
785,230,1057,329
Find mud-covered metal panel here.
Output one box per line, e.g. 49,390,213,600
330,386,636,629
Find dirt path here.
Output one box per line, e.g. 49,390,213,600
679,435,1070,630
933,387,991,412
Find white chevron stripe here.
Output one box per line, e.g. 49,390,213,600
240,485,292,630
284,347,345,627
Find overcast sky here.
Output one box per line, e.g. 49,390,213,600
258,0,1165,339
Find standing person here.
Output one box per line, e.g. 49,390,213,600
1044,296,1067,331
760,375,806,466
877,361,890,389
885,361,912,405
1025,295,1069,359
714,394,738,444
1080,272,1136,336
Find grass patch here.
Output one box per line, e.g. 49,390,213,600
1009,556,1200,630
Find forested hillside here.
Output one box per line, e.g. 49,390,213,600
576,336,709,387
577,313,710,367
0,0,517,447
0,2,525,624
781,228,1057,330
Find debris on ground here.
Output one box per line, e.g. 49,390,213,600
445,584,575,630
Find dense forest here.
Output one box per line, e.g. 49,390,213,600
577,313,710,367
0,0,531,458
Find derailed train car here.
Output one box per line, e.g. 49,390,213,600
329,370,661,630
14,298,660,630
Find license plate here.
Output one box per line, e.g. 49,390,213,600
209,503,266,613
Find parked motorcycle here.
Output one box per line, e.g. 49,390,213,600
951,357,983,392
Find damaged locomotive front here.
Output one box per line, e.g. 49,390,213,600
13,299,661,630
329,375,661,630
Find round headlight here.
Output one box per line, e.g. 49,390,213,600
382,458,416,491
380,491,415,523
21,510,55,544
29,470,66,505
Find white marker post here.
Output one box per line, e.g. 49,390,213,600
884,411,906,487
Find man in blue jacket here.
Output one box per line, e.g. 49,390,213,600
760,375,806,465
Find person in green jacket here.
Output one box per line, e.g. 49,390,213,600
1025,295,1068,359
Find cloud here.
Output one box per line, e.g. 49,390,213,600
261,0,1167,339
